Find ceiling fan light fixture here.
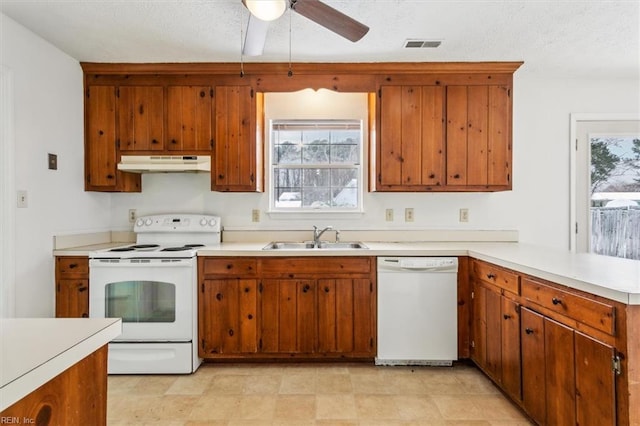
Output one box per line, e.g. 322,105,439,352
243,0,287,21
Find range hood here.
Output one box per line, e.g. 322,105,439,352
117,155,211,173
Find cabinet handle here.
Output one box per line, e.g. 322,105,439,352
324,287,330,293
453,173,460,179
486,273,496,280
503,314,511,320
216,293,223,301
302,284,311,293
78,286,87,292
152,139,159,144
69,263,78,269
244,287,250,293
429,173,435,179
552,297,562,305
525,328,534,335
228,329,234,336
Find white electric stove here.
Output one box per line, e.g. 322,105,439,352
89,213,221,374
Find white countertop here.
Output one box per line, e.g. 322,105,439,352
0,318,122,411
53,238,640,305
197,241,640,305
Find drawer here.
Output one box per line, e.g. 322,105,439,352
521,277,616,335
260,257,373,277
201,258,257,276
472,260,520,295
56,257,89,277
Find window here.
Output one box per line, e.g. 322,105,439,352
270,120,363,212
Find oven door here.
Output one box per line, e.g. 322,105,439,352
89,258,195,342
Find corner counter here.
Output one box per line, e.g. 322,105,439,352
0,318,121,417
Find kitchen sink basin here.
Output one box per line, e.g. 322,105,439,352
317,242,368,249
262,241,368,250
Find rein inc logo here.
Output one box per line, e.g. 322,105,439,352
0,417,35,424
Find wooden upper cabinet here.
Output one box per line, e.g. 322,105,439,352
377,85,445,189
84,85,140,192
166,85,214,152
212,86,262,192
118,86,164,151
446,85,512,189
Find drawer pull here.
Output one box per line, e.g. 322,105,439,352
324,287,330,293
78,286,88,292
216,293,223,301
69,263,78,269
525,328,534,335
486,273,496,280
552,297,562,305
302,284,311,293
503,314,511,320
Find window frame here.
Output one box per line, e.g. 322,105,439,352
267,118,364,214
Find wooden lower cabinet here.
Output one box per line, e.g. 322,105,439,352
471,281,521,402
520,306,617,425
55,257,90,318
198,256,376,359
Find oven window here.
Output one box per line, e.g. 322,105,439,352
105,281,176,323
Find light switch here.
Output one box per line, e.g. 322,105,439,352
48,153,57,170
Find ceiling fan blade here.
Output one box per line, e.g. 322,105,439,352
243,14,270,56
291,0,369,42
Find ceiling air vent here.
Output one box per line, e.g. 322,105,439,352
403,39,442,49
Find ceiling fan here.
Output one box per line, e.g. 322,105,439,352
241,0,370,56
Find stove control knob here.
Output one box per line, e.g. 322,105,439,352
208,218,218,227
145,218,152,226
200,218,208,226
136,218,144,227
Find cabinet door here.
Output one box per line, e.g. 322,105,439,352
484,287,502,381
167,86,213,151
471,282,487,368
545,317,576,426
317,278,375,355
55,280,89,318
118,86,164,151
575,332,616,426
213,86,260,192
85,86,140,192
378,85,444,188
521,307,546,425
501,297,522,401
446,85,511,188
260,279,316,353
199,279,258,355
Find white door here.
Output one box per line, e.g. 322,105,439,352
571,114,640,258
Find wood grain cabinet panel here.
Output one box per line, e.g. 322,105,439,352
473,259,520,295
55,257,89,318
166,85,214,152
377,85,445,189
446,85,512,189
213,86,262,192
198,256,375,359
118,86,164,151
521,307,546,425
85,85,140,192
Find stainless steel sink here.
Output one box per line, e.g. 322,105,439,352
317,241,368,249
262,242,316,250
262,241,368,250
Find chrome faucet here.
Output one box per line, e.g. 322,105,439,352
313,225,333,246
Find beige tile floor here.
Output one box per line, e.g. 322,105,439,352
107,362,534,426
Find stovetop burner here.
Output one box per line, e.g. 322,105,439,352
132,244,160,249
110,247,135,252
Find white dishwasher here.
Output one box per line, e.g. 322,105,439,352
376,256,458,366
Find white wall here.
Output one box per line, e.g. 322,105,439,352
110,75,640,251
1,13,111,317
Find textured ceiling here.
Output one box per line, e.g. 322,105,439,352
1,0,639,78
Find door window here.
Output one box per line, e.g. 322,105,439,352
572,116,640,260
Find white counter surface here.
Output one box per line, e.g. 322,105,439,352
53,238,639,305
197,241,640,305
0,318,122,411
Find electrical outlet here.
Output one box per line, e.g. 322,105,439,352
459,208,469,223
385,209,394,221
252,209,260,222
128,209,136,223
405,208,414,222
17,190,28,208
